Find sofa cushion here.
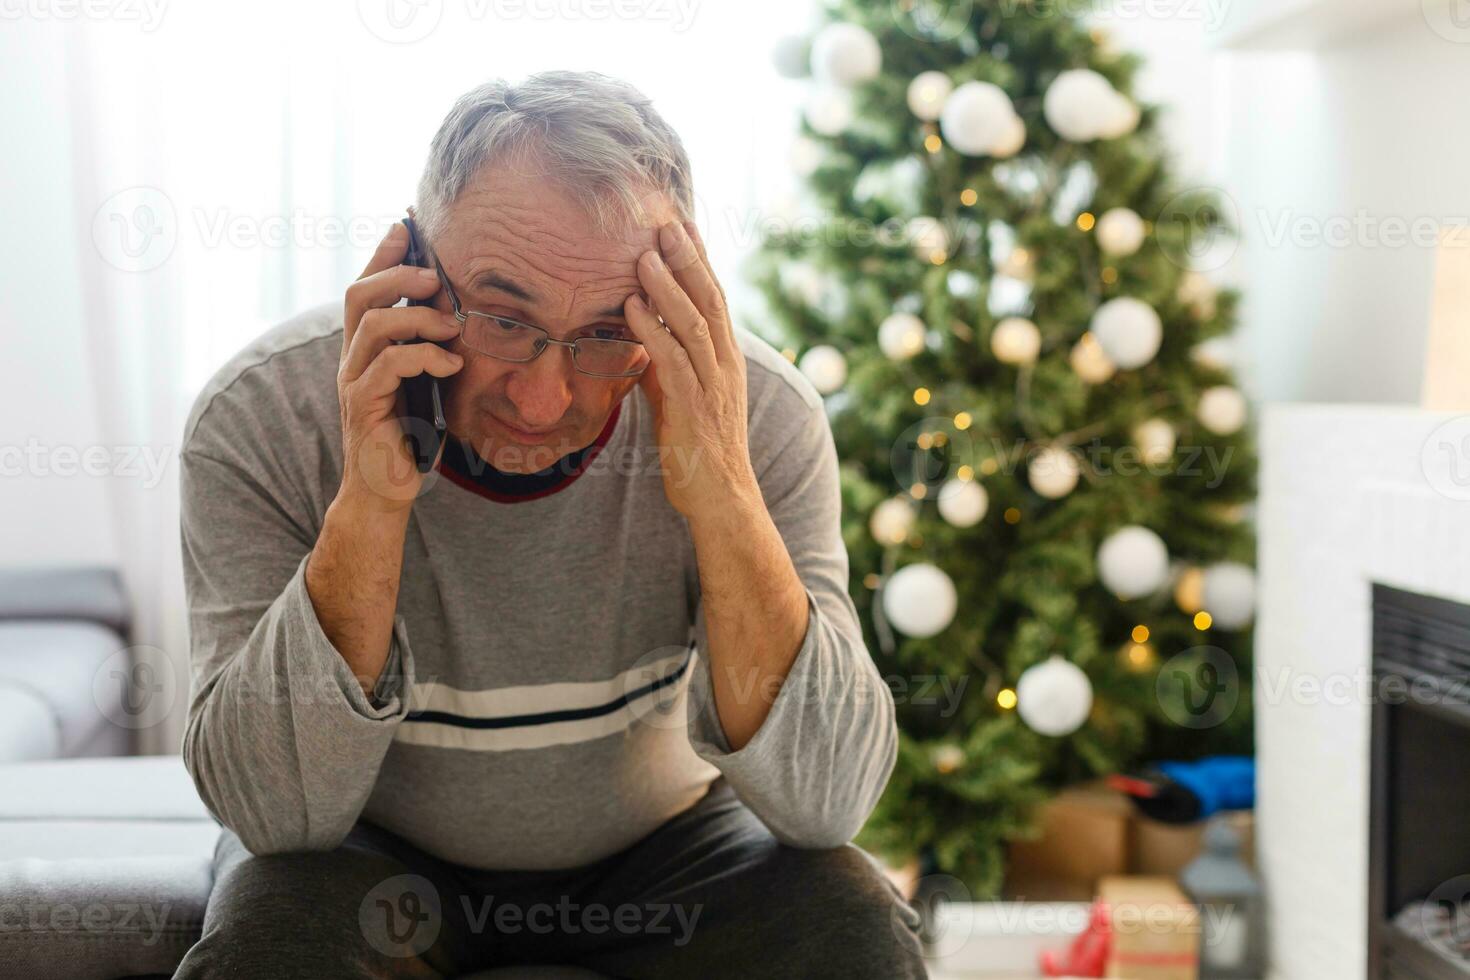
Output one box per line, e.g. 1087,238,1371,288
0,622,133,758
0,686,61,763
0,567,129,635
0,756,218,862
0,755,212,820
0,756,219,980
0,855,211,980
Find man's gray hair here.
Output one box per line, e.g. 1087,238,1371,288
415,70,694,242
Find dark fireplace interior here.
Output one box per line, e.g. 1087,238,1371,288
1370,585,1470,979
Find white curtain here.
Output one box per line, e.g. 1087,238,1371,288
4,0,818,754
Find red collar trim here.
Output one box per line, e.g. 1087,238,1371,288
436,402,622,504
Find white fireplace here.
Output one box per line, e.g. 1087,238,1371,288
1258,403,1470,979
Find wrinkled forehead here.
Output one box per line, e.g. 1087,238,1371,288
434,165,680,318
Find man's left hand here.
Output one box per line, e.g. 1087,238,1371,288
624,220,757,523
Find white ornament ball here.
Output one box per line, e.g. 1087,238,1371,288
1096,207,1146,257
940,81,1017,156
1191,337,1234,372
798,345,847,394
931,744,965,773
1029,446,1081,499
1096,91,1141,139
883,563,959,638
879,312,927,361
788,136,823,177
1017,657,1094,737
1044,69,1116,142
1197,386,1248,435
907,71,953,122
1133,418,1177,466
1178,271,1219,319
992,113,1028,158
804,87,854,136
1091,297,1163,370
907,215,950,262
1097,526,1170,600
771,34,809,79
1070,333,1117,384
1202,562,1257,630
991,317,1042,365
810,23,882,87
870,497,918,546
938,479,988,528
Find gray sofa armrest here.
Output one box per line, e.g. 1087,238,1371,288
0,568,130,635
0,855,211,980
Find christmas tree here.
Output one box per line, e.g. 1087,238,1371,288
747,1,1258,896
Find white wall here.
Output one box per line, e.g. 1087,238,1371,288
1107,1,1467,406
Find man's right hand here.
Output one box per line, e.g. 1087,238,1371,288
305,222,464,698
337,221,464,512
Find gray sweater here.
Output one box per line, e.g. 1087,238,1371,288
178,302,897,870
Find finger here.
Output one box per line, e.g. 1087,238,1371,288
624,292,698,398
344,263,444,353
359,221,409,282
637,249,720,388
682,222,737,346
658,221,735,362
341,307,462,384
350,343,464,411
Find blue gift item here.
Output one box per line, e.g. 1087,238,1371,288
1108,756,1255,823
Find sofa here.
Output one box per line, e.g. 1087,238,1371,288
0,570,603,978
0,567,135,761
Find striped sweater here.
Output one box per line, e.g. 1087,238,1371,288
178,302,897,869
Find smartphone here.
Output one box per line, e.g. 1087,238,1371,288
398,215,447,473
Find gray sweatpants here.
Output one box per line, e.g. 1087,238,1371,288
172,779,926,978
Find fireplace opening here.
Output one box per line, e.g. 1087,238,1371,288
1370,585,1470,979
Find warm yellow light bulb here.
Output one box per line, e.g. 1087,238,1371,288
997,688,1018,710
954,412,972,430
914,387,932,406
924,134,942,153
960,188,978,206
957,464,975,481
1131,625,1150,643
1077,212,1097,231
1194,611,1214,631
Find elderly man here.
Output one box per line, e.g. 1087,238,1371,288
173,71,924,978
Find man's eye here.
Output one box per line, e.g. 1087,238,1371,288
589,326,632,341
491,317,526,333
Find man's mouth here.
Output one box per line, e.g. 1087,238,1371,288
492,414,557,445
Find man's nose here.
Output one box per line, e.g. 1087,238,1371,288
506,343,575,428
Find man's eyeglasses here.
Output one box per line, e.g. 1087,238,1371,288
429,252,649,379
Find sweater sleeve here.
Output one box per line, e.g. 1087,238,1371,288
178,447,416,856
685,399,898,849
